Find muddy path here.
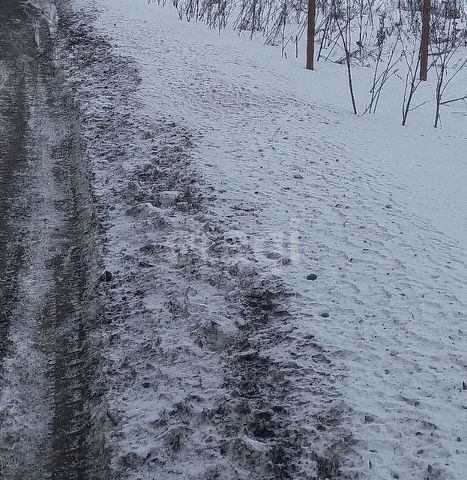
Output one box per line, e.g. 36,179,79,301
0,0,32,374
0,1,109,478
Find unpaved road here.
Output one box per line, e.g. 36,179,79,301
0,1,108,478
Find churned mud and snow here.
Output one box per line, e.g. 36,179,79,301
0,1,108,478
0,0,466,478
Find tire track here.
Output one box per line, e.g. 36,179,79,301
0,0,32,385
0,2,110,478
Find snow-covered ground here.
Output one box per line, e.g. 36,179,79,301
63,0,467,478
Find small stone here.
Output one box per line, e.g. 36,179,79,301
320,312,329,318
104,270,113,282
306,273,318,281
462,381,467,390
364,415,375,423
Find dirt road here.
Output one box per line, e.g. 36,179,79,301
0,2,108,478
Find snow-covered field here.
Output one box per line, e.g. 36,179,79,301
62,0,467,478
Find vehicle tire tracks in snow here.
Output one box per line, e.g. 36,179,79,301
0,2,109,478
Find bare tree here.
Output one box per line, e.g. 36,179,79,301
333,0,358,113
431,0,467,126
365,16,402,114
401,35,423,126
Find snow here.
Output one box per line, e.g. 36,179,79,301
64,0,467,478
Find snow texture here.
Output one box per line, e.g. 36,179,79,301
62,0,467,478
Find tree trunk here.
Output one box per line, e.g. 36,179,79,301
420,0,430,81
306,0,316,70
